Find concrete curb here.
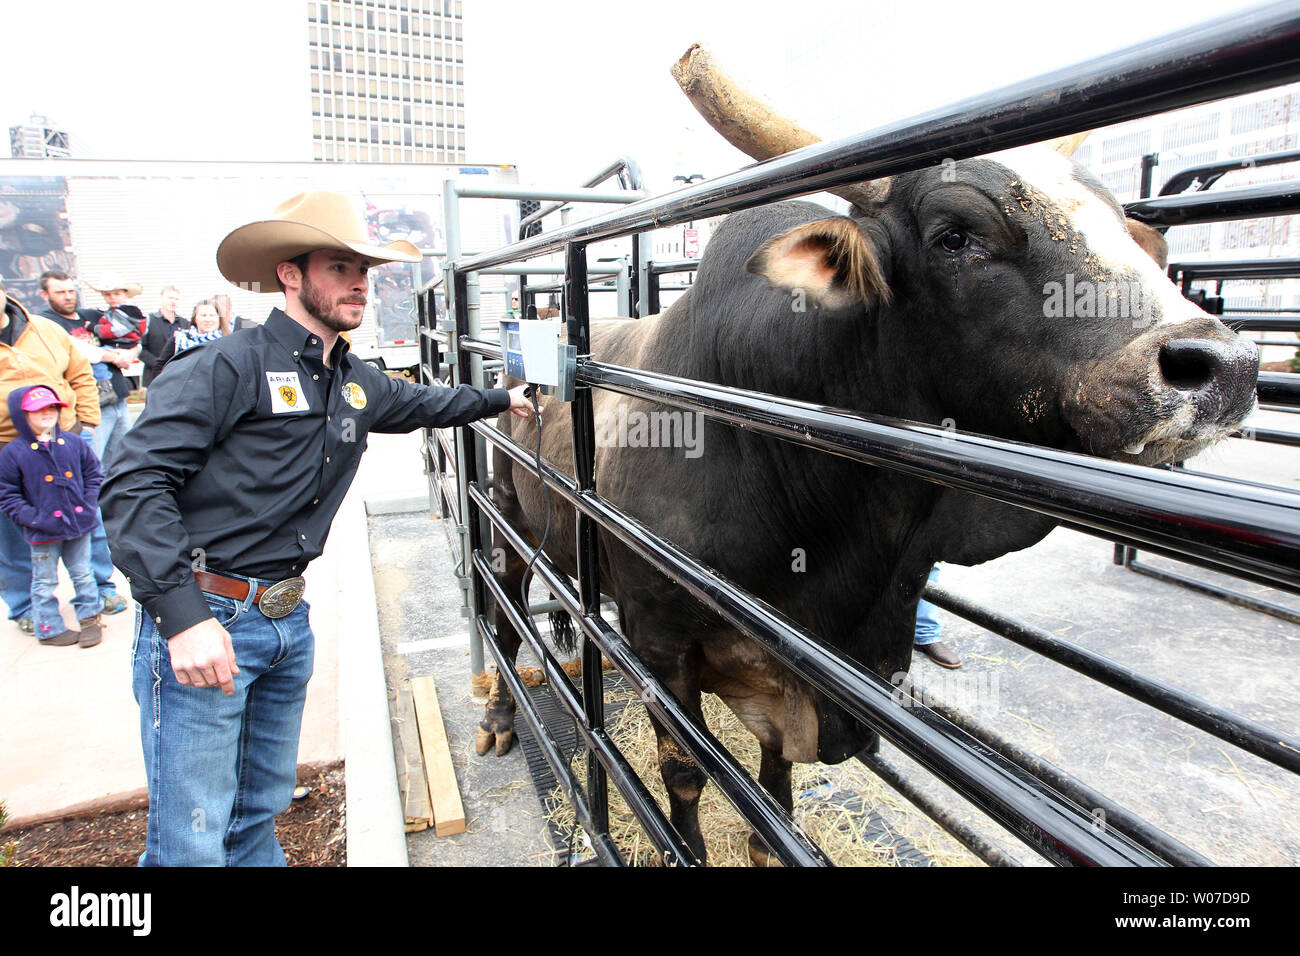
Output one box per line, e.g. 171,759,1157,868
335,488,409,867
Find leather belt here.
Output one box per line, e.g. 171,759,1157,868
194,570,306,620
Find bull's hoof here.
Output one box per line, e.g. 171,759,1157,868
475,725,515,757
747,833,783,868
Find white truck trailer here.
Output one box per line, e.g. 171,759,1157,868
0,158,519,373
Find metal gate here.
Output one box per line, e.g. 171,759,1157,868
419,2,1300,866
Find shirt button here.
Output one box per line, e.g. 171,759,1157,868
313,374,319,380
311,338,318,344
312,498,319,504
294,350,300,357
300,534,306,540
64,471,73,478
44,475,53,483
325,456,331,463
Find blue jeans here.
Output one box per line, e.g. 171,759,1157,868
0,506,117,621
914,565,942,646
93,398,132,471
131,583,314,866
30,533,102,638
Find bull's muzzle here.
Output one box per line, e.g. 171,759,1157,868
1065,316,1258,465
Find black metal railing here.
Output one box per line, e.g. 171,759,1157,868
428,0,1300,867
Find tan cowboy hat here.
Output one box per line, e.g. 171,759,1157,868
216,191,422,291
92,274,143,297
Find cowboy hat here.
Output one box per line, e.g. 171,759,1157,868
216,191,421,291
91,274,143,297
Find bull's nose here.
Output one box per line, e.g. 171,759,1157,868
1158,337,1255,394
1158,339,1227,392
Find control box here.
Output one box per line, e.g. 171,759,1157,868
500,318,577,402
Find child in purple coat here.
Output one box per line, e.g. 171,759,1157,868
0,385,104,646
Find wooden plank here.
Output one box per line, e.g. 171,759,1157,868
393,684,432,832
409,675,467,836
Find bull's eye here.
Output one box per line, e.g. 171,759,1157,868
939,229,969,253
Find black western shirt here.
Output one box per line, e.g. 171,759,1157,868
102,308,510,638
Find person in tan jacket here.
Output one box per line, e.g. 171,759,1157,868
0,276,100,632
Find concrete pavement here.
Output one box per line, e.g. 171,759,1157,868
0,429,430,869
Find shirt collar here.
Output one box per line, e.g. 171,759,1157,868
264,307,353,369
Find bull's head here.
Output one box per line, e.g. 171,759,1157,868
674,45,1259,466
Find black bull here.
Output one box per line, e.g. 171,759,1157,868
478,148,1258,865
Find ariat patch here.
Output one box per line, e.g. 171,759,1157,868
267,372,310,413
342,381,367,409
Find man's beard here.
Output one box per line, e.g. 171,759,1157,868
300,271,366,333
48,299,77,318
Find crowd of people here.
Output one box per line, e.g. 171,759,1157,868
0,269,239,643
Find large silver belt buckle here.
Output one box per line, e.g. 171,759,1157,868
257,576,306,619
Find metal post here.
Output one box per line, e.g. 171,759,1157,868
636,234,654,318
567,240,609,838
615,255,630,317
630,233,642,318
1139,152,1159,199
647,265,661,316
444,180,483,674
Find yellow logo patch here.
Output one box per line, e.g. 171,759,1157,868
279,386,298,407
342,382,367,410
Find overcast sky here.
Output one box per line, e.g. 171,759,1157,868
3,0,1275,192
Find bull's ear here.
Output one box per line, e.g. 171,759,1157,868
1126,218,1168,269
746,217,891,310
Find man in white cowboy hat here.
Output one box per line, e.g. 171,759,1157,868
101,191,534,866
88,273,146,465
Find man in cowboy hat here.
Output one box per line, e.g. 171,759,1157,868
87,274,146,466
101,191,534,866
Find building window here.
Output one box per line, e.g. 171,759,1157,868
1100,167,1138,200
1230,93,1299,136
1162,114,1220,151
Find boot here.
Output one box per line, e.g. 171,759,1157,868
41,629,80,646
77,615,102,648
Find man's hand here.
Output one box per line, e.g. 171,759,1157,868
168,617,240,695
507,384,540,420
108,348,134,370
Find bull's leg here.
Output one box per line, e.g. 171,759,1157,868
747,745,793,867
475,541,528,757
649,714,709,865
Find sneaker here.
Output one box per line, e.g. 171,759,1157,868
17,616,33,635
101,594,128,615
40,629,80,647
77,615,102,648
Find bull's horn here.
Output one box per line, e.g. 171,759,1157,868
1044,131,1091,157
672,43,887,211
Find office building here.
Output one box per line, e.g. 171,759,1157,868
308,0,465,164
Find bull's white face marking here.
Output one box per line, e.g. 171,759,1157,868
987,146,1190,327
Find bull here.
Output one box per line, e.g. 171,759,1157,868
475,48,1259,865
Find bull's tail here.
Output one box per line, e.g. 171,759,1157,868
549,609,578,656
